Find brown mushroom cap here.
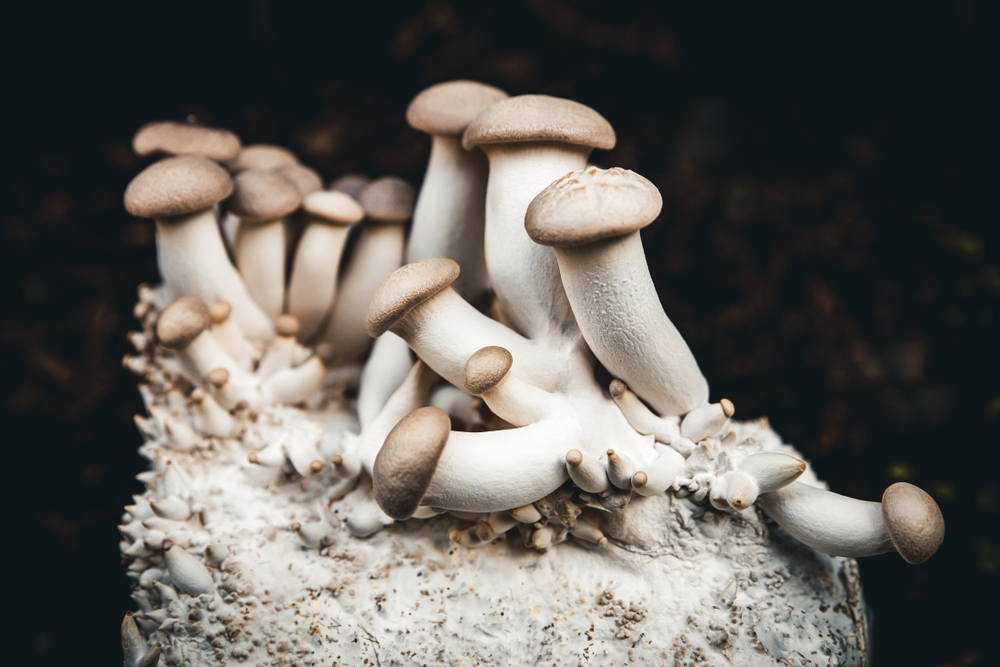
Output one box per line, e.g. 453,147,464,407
406,80,509,136
462,95,616,151
208,301,232,324
228,170,302,222
882,482,945,564
357,176,415,223
226,144,299,173
525,167,662,247
277,163,324,196
133,121,242,162
364,258,460,338
124,156,233,220
274,314,300,337
156,297,211,349
329,173,371,199
463,346,513,395
609,379,628,398
302,190,364,225
373,406,452,520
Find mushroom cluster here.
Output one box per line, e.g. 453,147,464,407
119,83,944,665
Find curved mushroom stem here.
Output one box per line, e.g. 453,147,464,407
609,380,681,443
260,355,327,405
463,346,563,427
234,218,286,319
422,420,573,513
287,219,353,339
356,333,413,430
208,302,254,370
188,388,238,437
174,330,251,385
478,143,589,343
156,210,273,340
408,135,491,308
320,224,405,363
681,400,734,442
713,452,807,511
552,230,708,416
565,449,611,494
631,444,685,496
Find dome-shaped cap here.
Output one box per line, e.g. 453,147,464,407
882,482,945,564
124,156,233,220
358,176,415,223
226,144,298,173
228,170,302,222
463,346,513,395
364,259,460,337
407,80,509,136
277,163,323,196
303,190,364,225
525,167,662,247
329,173,370,199
133,121,242,162
156,297,211,348
373,406,452,520
462,95,615,151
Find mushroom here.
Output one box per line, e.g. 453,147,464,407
226,144,298,174
525,166,709,416
631,444,686,496
755,481,945,564
565,449,611,494
132,120,241,162
256,315,302,379
461,345,562,426
121,613,161,667
275,163,325,265
329,173,371,198
710,452,806,511
156,297,249,383
123,156,273,340
406,80,508,308
462,94,615,343
229,170,302,319
609,379,680,444
188,387,238,438
163,542,215,595
286,190,365,338
681,399,735,442
373,406,452,520
319,176,414,364
356,333,414,429
208,301,254,370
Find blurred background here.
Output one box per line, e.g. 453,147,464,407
1,1,993,664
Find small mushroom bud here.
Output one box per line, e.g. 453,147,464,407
565,449,611,494
256,315,302,380
163,543,215,596
605,449,636,490
680,400,735,442
509,504,543,524
462,346,559,426
631,445,686,497
157,297,247,383
122,612,162,667
292,521,335,549
208,301,253,371
609,379,681,443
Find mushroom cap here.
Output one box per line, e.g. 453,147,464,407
329,173,371,199
609,379,628,398
365,258,460,337
463,346,513,395
133,121,242,162
882,482,945,564
277,163,324,196
372,406,452,520
208,301,232,324
226,144,298,173
124,156,233,220
525,166,662,247
156,297,211,349
406,80,509,136
302,190,364,225
358,176,415,223
274,314,300,337
462,94,615,151
228,170,302,222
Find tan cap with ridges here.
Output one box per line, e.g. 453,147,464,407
228,170,302,222
156,297,211,348
302,190,364,225
277,163,324,196
124,156,233,220
407,80,509,136
463,346,513,395
373,406,452,520
358,176,415,223
525,167,662,247
462,95,616,151
226,144,298,173
364,258,460,337
133,121,242,162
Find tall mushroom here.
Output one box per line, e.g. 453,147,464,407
406,80,508,308
228,170,302,319
462,95,615,344
133,121,241,162
525,166,709,416
123,156,273,340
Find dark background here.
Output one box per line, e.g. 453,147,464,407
1,1,994,665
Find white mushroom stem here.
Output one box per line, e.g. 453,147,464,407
208,302,254,370
475,512,520,542
422,420,573,512
716,452,807,511
156,210,273,340
150,496,191,521
479,143,589,342
473,369,562,428
207,368,263,410
256,332,298,379
552,232,708,416
605,449,636,490
756,482,895,558
568,518,607,546
162,417,200,451
188,388,238,437
565,449,611,494
163,544,215,596
171,329,250,384
234,218,286,319
409,134,491,307
321,224,406,363
292,521,335,548
681,400,735,442
287,220,353,339
247,438,286,468
631,444,685,496
356,333,412,430
429,384,477,427
261,356,327,404
609,380,680,443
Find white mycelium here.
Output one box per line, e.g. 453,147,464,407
119,87,944,666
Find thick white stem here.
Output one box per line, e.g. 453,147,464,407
287,220,352,339
359,361,438,475
357,333,412,430
235,219,286,319
155,210,273,340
